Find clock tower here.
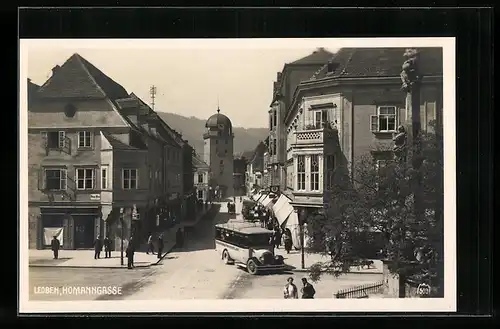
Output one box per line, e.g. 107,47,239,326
203,107,234,199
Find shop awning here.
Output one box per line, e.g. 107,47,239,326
251,192,261,201
256,192,269,203
284,211,301,249
273,194,294,226
261,193,277,208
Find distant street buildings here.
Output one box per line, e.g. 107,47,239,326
28,53,196,250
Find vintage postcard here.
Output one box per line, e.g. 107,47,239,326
19,37,456,313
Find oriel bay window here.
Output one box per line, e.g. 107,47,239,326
76,168,95,190
122,169,138,190
310,155,320,191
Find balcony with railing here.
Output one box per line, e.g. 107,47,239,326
292,122,339,147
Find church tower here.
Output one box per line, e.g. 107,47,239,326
204,107,234,199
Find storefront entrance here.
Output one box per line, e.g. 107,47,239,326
73,215,95,249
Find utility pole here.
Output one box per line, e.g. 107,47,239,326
150,85,157,110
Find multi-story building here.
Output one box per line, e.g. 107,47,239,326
203,108,234,199
283,47,443,218
244,141,267,195
27,53,190,250
193,153,211,203
266,48,335,191
233,156,247,197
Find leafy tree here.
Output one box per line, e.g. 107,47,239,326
307,121,444,296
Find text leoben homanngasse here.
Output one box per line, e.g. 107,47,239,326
33,286,122,296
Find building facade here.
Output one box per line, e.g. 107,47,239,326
245,141,267,195
283,47,443,216
193,154,211,203
266,48,335,191
27,53,191,250
233,156,247,197
203,109,235,199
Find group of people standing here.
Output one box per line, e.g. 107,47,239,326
269,225,294,254
283,277,316,299
93,235,113,259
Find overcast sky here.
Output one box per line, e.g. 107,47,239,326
25,40,342,128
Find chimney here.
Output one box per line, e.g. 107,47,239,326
277,72,282,82
52,65,61,76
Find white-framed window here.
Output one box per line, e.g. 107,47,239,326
313,110,328,129
198,173,204,183
297,155,306,191
44,168,67,190
42,131,66,149
198,190,204,199
273,109,277,128
310,155,320,191
122,169,138,190
101,166,108,190
76,168,95,190
78,131,93,148
370,106,397,132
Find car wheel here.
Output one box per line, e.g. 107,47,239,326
247,258,258,275
222,249,230,264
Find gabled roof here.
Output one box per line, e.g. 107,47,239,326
311,47,443,80
290,47,335,65
102,132,146,150
37,53,129,100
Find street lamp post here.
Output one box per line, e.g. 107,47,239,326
119,207,124,266
299,208,306,269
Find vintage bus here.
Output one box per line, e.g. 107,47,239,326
214,222,286,275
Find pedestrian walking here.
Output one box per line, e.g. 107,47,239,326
50,235,60,259
176,227,184,249
93,235,103,259
104,235,112,258
157,234,164,259
283,277,298,299
146,233,155,255
300,278,316,299
126,238,135,269
283,228,293,254
273,228,281,249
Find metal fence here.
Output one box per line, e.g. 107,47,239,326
334,281,384,299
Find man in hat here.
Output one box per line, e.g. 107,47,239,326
300,278,316,299
93,235,103,259
51,235,61,259
126,237,135,269
146,233,155,255
103,235,112,258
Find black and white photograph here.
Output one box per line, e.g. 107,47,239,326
19,38,456,313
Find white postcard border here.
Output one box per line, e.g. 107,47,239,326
19,37,456,313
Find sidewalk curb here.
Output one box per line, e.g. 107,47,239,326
29,264,153,269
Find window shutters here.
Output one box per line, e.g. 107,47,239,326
61,169,67,190
38,167,45,190
370,115,379,132
92,169,96,190
40,131,47,147
58,131,65,148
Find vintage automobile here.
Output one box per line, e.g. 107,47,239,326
214,222,286,275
